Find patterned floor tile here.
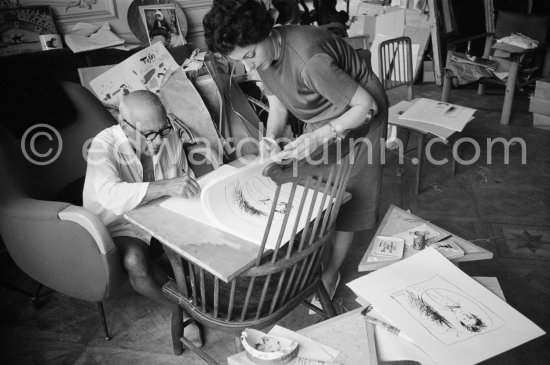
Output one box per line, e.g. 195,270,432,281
492,224,550,260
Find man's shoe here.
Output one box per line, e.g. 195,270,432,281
183,319,204,348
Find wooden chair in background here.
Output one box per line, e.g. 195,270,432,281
441,7,550,125
379,36,415,101
379,36,459,194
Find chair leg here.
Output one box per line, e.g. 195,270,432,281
30,283,43,307
180,336,220,365
442,74,452,102
501,59,519,125
415,133,425,195
477,82,486,95
171,304,184,355
97,302,111,341
451,140,458,177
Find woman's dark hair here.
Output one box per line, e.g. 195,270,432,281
203,0,274,54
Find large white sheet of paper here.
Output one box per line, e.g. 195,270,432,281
389,100,457,141
347,248,545,365
161,159,329,250
269,326,340,362
89,42,179,107
399,98,476,132
200,160,329,250
160,164,238,227
356,276,506,364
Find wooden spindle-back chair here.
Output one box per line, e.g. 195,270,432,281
162,141,362,364
379,36,414,101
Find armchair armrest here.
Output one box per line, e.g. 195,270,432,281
58,205,115,254
1,197,115,255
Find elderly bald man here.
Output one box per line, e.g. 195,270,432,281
83,90,202,346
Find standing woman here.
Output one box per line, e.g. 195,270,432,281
203,0,388,300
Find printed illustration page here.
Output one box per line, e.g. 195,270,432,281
388,101,456,140
89,42,179,107
201,159,329,250
399,98,476,132
347,248,545,365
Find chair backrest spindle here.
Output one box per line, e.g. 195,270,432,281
379,36,414,100
167,142,362,339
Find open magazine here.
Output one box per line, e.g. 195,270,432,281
160,158,329,250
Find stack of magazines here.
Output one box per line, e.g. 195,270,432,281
450,52,498,72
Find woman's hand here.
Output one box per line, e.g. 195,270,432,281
281,126,331,161
259,135,281,158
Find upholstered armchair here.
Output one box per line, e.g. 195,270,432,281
0,79,126,340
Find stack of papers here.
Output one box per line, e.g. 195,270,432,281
497,33,539,50
450,53,499,72
64,23,124,53
367,224,464,265
399,98,476,133
348,248,545,365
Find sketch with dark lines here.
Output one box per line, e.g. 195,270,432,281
195,160,328,249
391,275,506,345
226,176,293,227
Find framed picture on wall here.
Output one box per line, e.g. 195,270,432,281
0,6,57,57
139,4,186,48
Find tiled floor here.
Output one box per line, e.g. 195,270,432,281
1,83,549,364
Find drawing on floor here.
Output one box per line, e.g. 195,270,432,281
225,175,293,227
391,275,506,345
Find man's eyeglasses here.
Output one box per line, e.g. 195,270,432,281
122,119,172,141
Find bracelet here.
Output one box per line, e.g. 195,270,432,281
327,122,339,142
262,134,277,146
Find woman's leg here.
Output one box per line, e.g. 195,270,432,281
322,230,354,295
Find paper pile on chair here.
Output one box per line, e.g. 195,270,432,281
64,22,125,53
497,33,539,50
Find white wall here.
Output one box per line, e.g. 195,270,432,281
19,0,213,49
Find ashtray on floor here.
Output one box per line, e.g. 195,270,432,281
240,328,299,364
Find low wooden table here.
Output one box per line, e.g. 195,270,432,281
359,204,493,272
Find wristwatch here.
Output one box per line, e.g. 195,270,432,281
262,134,277,146
327,122,340,143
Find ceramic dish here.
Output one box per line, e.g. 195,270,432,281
241,328,299,364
